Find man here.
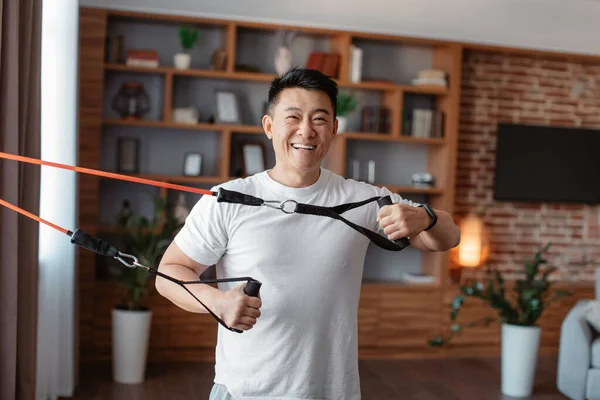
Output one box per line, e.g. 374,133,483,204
156,67,460,399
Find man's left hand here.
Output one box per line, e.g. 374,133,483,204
377,204,430,241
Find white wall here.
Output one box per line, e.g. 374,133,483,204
80,0,600,57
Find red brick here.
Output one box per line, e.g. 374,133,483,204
457,51,600,280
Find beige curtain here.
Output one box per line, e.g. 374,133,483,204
0,0,42,398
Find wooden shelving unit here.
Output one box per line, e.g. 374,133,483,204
77,6,462,362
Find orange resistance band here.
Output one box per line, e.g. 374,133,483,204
0,151,216,234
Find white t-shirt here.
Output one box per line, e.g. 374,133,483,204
174,168,417,400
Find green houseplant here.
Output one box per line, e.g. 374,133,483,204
174,26,199,70
112,195,183,384
336,91,358,133
115,196,183,311
428,242,572,397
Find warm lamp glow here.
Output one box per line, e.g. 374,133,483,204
451,214,490,268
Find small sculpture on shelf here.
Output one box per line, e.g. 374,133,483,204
112,82,150,120
274,29,297,76
174,26,199,70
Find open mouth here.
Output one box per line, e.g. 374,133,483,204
291,143,316,150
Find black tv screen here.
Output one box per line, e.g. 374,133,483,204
493,123,600,204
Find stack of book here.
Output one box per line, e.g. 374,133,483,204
411,69,447,87
126,49,159,68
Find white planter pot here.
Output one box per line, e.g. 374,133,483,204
501,323,541,397
112,308,152,384
174,53,191,70
337,116,348,133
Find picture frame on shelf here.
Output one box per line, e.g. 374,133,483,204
183,152,203,176
215,90,241,124
117,137,139,173
241,142,266,177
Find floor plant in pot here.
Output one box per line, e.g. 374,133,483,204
428,243,572,398
112,196,183,384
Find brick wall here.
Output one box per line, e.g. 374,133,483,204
455,50,600,280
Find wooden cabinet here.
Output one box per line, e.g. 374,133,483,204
77,6,463,361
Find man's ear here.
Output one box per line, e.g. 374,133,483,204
262,114,273,140
332,117,338,138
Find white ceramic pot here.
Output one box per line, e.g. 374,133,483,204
501,323,541,397
174,53,191,70
337,116,348,133
112,308,152,384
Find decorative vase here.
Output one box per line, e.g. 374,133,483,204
112,82,150,120
337,116,348,133
274,46,292,76
174,53,191,70
112,308,152,384
501,323,541,397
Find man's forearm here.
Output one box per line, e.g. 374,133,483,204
155,263,223,314
418,209,460,251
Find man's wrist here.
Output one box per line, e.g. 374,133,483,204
420,206,432,232
419,203,438,232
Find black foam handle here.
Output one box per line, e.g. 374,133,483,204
377,196,410,248
69,228,119,257
244,279,262,297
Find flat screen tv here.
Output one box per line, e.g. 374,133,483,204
493,122,600,204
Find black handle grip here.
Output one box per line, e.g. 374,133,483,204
230,279,262,334
244,279,262,297
377,196,410,248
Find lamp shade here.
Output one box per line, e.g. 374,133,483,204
450,214,490,268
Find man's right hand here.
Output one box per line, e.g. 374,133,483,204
216,282,262,331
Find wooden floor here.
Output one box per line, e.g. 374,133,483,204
68,355,568,400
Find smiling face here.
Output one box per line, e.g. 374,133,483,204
262,87,338,187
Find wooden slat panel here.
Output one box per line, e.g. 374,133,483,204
77,7,107,364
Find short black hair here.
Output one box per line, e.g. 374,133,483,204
267,66,339,118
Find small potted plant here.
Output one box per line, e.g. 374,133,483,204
336,91,358,133
174,26,199,70
111,195,183,384
428,243,572,397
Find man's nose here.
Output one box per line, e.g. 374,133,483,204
297,118,316,137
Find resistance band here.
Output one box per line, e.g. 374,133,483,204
0,151,410,332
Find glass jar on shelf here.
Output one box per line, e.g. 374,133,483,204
112,82,150,120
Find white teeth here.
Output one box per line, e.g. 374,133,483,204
292,144,316,150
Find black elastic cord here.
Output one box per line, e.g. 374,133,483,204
294,201,405,251
69,228,257,333
215,188,409,251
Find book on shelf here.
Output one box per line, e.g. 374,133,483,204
126,49,159,68
361,106,391,134
348,45,363,83
406,109,444,138
306,52,340,78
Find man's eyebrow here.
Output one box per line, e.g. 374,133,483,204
282,107,330,115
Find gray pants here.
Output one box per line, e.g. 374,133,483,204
209,383,235,400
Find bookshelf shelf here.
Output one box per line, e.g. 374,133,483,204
342,132,445,144
103,118,264,134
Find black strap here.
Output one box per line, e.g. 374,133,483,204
214,188,409,251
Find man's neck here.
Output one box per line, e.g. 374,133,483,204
267,165,320,188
